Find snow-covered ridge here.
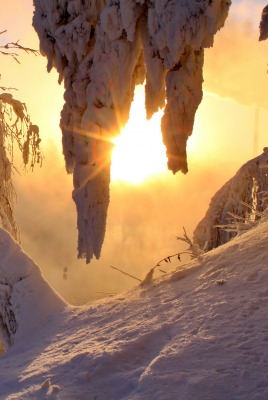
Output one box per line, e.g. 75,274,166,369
0,228,65,349
32,0,231,262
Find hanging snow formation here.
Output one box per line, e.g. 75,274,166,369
194,148,268,251
259,4,268,41
33,0,231,263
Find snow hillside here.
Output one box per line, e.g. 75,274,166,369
0,228,66,348
1,221,268,399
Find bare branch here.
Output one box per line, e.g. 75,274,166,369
109,266,142,282
0,87,18,92
1,41,39,56
0,30,39,63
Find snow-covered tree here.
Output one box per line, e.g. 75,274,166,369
0,33,42,241
0,35,52,350
33,0,231,263
194,148,268,251
0,94,42,240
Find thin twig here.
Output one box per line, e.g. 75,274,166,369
109,266,142,282
0,33,39,64
152,251,192,270
0,86,18,92
1,41,39,56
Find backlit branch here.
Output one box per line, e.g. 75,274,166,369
0,30,39,63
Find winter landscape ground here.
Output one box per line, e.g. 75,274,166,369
1,213,268,399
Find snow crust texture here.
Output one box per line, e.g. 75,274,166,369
32,0,231,262
194,148,268,251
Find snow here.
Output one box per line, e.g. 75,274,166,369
0,93,42,242
32,0,231,262
0,228,65,349
194,147,268,251
259,4,268,41
1,214,268,399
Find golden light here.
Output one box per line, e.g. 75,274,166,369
111,85,168,184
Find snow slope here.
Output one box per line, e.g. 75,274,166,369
1,219,268,399
0,229,66,348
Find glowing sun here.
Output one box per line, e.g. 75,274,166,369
111,86,168,184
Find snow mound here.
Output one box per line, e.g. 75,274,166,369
0,228,65,349
32,0,231,262
1,219,268,399
194,148,268,251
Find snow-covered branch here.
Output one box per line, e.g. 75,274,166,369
0,93,43,240
33,0,231,262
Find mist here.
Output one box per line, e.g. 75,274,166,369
204,1,268,107
13,136,243,305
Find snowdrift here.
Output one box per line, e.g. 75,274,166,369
0,228,65,349
1,218,268,399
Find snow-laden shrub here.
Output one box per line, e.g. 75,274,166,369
194,148,268,250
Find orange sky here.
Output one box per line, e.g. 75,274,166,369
2,1,268,304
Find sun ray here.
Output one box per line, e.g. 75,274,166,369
111,85,168,184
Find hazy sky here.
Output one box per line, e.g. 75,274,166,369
1,1,268,304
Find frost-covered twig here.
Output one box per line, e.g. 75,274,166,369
177,227,206,259
214,201,265,239
240,201,263,217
